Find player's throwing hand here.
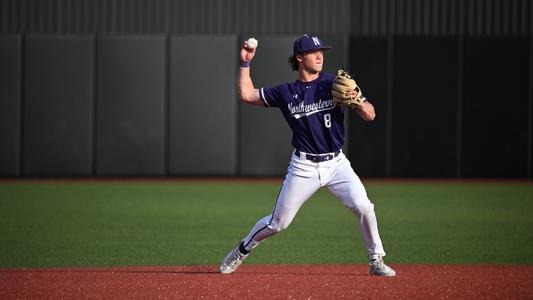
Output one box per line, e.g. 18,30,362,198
241,38,258,62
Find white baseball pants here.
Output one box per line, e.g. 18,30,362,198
242,151,386,260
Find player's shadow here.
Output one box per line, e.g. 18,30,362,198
3,268,368,276
3,262,380,276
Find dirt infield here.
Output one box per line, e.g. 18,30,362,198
1,265,532,299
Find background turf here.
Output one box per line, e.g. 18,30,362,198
0,180,532,268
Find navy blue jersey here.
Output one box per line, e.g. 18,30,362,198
260,72,346,154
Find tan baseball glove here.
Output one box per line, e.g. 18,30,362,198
331,69,366,109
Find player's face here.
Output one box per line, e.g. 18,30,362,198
299,50,324,73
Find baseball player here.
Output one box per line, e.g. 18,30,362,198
220,34,396,276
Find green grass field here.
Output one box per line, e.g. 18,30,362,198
1,180,532,268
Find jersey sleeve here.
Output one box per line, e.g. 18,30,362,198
259,86,282,108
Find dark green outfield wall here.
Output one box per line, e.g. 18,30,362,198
1,34,531,177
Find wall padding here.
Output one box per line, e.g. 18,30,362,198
96,36,166,175
0,35,21,175
168,36,238,175
23,35,94,176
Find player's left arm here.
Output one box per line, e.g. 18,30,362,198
343,89,375,121
355,100,376,121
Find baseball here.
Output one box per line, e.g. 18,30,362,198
246,37,258,49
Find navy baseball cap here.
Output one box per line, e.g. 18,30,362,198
293,34,332,55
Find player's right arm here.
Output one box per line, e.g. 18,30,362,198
237,41,263,106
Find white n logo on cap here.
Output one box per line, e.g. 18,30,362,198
312,37,320,46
